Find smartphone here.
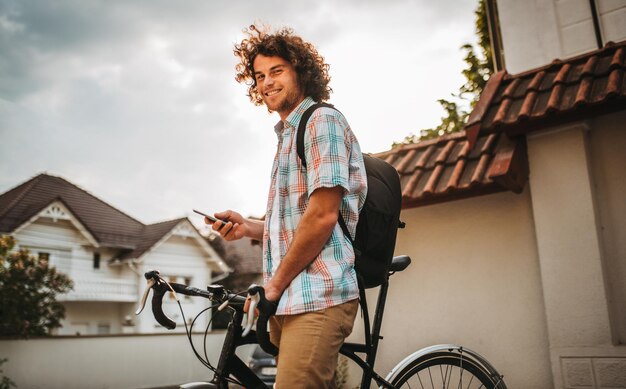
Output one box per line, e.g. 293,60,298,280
193,209,226,224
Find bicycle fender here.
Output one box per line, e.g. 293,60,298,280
383,344,506,386
179,382,217,389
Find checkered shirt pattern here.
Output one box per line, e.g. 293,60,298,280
263,97,367,315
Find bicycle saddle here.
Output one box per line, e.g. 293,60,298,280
389,255,411,272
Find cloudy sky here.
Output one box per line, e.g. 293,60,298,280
0,0,478,227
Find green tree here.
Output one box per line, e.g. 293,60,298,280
394,0,493,145
0,358,16,389
0,235,73,338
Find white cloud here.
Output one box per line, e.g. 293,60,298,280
0,0,479,223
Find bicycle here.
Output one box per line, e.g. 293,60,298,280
136,255,508,388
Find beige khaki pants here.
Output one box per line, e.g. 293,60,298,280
269,299,359,389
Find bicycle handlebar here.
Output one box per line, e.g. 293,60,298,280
246,284,278,355
136,270,279,355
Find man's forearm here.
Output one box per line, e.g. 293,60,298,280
269,213,337,291
244,218,265,241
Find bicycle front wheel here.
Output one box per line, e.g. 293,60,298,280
387,348,506,389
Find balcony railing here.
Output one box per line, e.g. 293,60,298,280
61,278,137,302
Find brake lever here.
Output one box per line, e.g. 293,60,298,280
242,292,260,337
134,270,178,330
135,278,156,315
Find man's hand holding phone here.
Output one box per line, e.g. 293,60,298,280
193,209,264,241
193,209,244,241
193,209,225,225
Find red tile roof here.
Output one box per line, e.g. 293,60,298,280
381,40,626,209
466,40,626,144
374,130,528,209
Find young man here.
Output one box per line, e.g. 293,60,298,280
207,25,367,388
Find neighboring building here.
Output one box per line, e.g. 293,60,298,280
208,235,263,293
0,173,230,335
207,235,263,329
354,2,626,388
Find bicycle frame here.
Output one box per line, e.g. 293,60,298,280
209,307,267,388
204,278,396,389
340,279,395,389
142,255,507,389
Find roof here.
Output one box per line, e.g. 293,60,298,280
0,174,197,257
208,235,262,275
116,218,186,260
381,40,626,209
0,174,144,247
375,130,528,209
466,40,626,143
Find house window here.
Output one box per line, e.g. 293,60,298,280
38,252,50,262
164,276,193,301
167,276,177,301
93,253,101,269
97,323,111,335
184,277,192,300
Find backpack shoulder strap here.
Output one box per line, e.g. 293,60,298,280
296,102,354,245
296,102,335,168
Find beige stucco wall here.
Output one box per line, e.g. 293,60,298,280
588,110,626,345
526,113,626,388
346,189,553,388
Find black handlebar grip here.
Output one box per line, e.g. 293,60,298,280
248,285,279,356
256,312,278,356
151,284,176,330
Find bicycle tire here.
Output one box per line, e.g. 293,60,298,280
387,351,506,389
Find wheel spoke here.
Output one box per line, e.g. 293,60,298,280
390,352,505,389
416,371,425,389
443,365,454,389
465,374,475,389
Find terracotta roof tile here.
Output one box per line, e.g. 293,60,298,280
466,40,626,141
375,131,528,209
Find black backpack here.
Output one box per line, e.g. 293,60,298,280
297,103,404,288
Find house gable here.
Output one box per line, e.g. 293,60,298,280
0,173,144,248
0,173,230,279
117,218,230,274
13,199,99,248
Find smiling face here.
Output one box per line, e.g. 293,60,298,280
253,54,305,120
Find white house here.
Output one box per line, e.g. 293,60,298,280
348,1,626,388
0,173,231,336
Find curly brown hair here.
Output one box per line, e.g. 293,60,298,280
234,25,332,106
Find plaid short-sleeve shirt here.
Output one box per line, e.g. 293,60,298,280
263,97,367,315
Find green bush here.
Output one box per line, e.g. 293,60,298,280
0,235,73,338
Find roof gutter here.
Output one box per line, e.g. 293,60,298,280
485,0,505,72
588,0,603,49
